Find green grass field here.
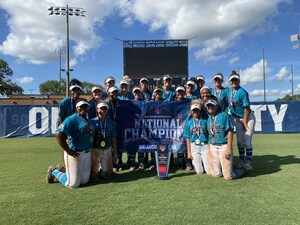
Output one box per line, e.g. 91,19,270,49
0,134,300,225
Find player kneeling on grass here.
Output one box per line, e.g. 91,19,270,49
184,101,210,175
90,102,117,181
46,99,94,188
206,96,248,180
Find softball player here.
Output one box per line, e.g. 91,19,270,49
90,102,117,180
211,73,228,112
194,75,206,98
199,86,212,119
184,102,210,175
227,71,255,170
206,97,248,180
185,80,198,99
88,86,103,119
102,76,115,100
118,79,134,100
139,78,152,101
162,74,176,101
57,79,82,127
46,99,94,188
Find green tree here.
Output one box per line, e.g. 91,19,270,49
39,79,103,95
0,59,24,95
275,94,300,102
39,79,65,95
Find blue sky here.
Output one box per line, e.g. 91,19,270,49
0,0,300,101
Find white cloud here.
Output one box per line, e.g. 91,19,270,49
118,0,290,62
240,59,272,85
295,84,300,93
16,76,34,84
229,56,240,65
0,0,292,65
273,67,289,82
0,0,114,64
250,89,280,97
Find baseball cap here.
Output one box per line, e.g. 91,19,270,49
91,86,102,92
229,74,240,81
200,86,211,93
213,73,223,81
120,79,129,85
69,84,82,91
108,86,119,93
196,75,205,81
206,99,218,106
75,100,89,108
176,86,185,92
97,102,109,109
132,87,142,93
186,80,196,87
153,87,163,93
140,78,149,83
105,76,115,84
163,74,172,81
190,104,201,110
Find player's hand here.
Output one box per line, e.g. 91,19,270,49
224,149,232,160
66,149,80,158
188,152,193,160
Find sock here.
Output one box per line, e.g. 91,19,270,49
238,148,245,162
52,169,67,185
246,148,253,165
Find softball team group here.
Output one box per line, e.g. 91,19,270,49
46,71,255,188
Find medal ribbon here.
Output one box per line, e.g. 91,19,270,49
100,118,106,139
210,115,218,137
193,119,201,136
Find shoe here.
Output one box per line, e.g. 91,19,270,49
113,167,118,173
46,165,55,184
55,164,65,173
186,163,193,171
129,166,136,172
137,163,145,171
149,165,156,171
244,162,253,171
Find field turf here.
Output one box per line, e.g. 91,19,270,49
0,134,300,225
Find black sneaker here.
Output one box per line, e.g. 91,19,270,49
46,165,55,184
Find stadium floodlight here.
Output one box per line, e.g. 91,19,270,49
54,49,65,84
48,5,86,97
290,34,299,42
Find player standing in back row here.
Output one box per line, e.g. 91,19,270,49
227,71,255,170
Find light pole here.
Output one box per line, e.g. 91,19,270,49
262,47,266,102
54,49,65,84
48,5,86,97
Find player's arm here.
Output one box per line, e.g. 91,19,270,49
55,131,80,158
186,138,193,160
243,106,251,131
225,129,233,159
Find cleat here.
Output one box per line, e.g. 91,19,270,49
244,162,253,171
137,163,145,171
148,165,155,171
185,163,193,171
129,166,136,172
46,165,55,184
55,164,65,173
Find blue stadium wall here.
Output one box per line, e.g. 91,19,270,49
0,101,299,138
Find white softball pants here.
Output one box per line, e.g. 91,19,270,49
191,143,210,175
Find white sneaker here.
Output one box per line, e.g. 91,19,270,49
244,162,253,171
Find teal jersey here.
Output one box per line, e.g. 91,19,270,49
162,87,176,101
186,94,197,100
118,92,134,100
141,89,152,101
211,87,229,112
88,98,97,119
207,112,234,145
184,118,209,144
58,97,76,123
90,117,116,150
227,87,250,118
57,113,94,151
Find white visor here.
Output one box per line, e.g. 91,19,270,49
76,100,89,108
190,104,201,110
69,84,82,91
97,102,109,109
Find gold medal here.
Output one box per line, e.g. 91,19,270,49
100,141,106,147
195,139,200,145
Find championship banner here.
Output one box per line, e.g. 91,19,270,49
116,100,191,154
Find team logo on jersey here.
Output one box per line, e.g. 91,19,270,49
159,145,166,152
